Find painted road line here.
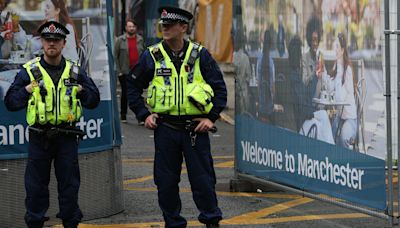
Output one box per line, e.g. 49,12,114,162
124,186,301,199
222,213,370,225
72,213,369,227
123,175,153,185
214,161,234,168
122,156,233,163
223,197,314,223
123,159,233,185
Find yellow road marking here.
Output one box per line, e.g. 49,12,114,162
224,197,314,223
214,161,234,168
124,186,300,199
123,159,233,185
122,156,233,164
123,175,153,185
73,213,369,227
222,213,369,225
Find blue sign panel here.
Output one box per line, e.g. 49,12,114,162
0,101,114,160
236,115,386,210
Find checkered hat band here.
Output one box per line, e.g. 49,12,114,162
41,26,66,36
161,13,189,23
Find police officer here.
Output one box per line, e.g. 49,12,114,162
127,6,226,228
4,21,100,228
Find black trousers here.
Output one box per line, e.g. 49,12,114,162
24,131,83,228
154,124,222,227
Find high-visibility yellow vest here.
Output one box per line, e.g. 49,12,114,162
25,57,82,126
147,41,214,115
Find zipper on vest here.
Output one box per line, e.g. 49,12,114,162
57,87,61,124
181,77,184,105
174,78,177,106
52,88,56,112
177,74,181,115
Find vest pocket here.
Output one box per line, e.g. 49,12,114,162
147,85,174,113
147,85,156,108
26,96,36,126
185,83,214,114
37,101,47,124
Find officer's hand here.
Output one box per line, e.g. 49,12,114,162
193,118,213,133
25,84,33,93
144,113,158,130
77,84,83,92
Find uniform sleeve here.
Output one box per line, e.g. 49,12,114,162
4,68,32,111
126,49,154,121
199,48,227,122
77,67,100,109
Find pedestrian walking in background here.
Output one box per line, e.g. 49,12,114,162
126,6,226,228
4,21,100,228
114,19,144,123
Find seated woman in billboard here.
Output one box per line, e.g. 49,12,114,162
289,35,334,144
327,33,357,149
31,0,79,61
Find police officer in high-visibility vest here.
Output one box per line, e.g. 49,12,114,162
4,21,100,228
127,6,226,228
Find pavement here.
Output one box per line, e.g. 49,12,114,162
48,64,391,227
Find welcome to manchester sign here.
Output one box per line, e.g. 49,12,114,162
234,0,386,211
236,116,386,210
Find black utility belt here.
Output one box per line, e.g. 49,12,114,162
158,119,217,133
29,126,86,139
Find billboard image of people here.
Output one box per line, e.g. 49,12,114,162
234,0,386,211
234,0,383,158
0,0,114,159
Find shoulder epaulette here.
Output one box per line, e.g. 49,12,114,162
187,42,201,66
151,46,164,62
23,57,41,69
69,63,80,80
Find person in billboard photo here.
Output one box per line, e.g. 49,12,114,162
30,0,79,62
233,30,251,115
257,29,275,123
4,21,100,228
302,15,324,100
328,33,357,149
290,34,334,144
126,6,226,228
42,0,79,61
0,0,28,59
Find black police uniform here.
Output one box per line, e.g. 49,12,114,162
127,6,226,228
4,21,100,228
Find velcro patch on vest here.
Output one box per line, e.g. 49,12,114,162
156,68,172,77
64,78,79,86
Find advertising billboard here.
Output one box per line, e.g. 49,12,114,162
0,0,116,159
234,0,386,210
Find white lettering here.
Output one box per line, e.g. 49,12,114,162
0,117,104,145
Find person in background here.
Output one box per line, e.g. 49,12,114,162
4,21,100,228
328,33,357,149
31,0,79,61
288,35,311,131
302,15,324,99
126,6,226,228
114,19,144,123
0,0,28,59
277,14,286,57
233,29,251,115
287,34,335,145
257,29,275,123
